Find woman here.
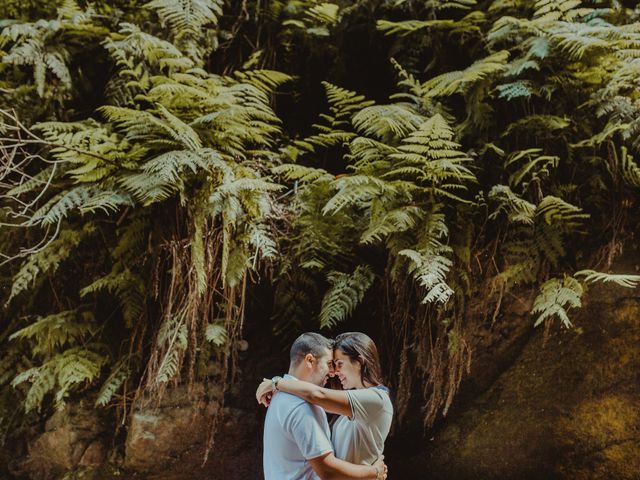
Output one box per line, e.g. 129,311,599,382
256,332,393,466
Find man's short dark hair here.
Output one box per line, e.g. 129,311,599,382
289,332,334,367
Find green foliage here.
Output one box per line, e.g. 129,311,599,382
319,265,375,329
95,358,131,407
531,276,583,328
8,224,96,304
12,347,107,412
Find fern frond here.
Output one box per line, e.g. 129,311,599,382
488,185,535,224
272,164,333,183
398,213,455,304
80,267,146,327
352,104,424,142
205,323,228,347
9,310,95,356
95,358,131,406
423,51,510,98
319,265,375,329
155,313,188,384
531,276,583,328
535,195,589,228
323,175,396,214
8,224,95,303
575,270,640,288
361,205,423,245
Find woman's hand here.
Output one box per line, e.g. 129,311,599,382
256,378,276,407
373,455,388,480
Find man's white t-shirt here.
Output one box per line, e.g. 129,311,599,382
331,386,393,465
263,374,333,480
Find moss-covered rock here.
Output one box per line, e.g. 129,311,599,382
402,294,640,480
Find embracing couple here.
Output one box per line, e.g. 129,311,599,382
256,332,393,480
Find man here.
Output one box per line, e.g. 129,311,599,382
262,332,387,480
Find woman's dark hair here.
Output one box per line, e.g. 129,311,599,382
334,332,384,387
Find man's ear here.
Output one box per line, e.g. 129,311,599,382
304,353,315,369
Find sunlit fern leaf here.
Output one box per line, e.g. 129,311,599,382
323,175,396,214
531,276,583,328
12,346,107,412
272,164,333,184
54,347,107,406
535,195,589,228
247,224,278,262
398,213,455,304
319,265,375,329
144,0,223,39
352,104,424,141
360,205,424,245
548,23,611,60
422,51,510,98
533,0,590,22
233,70,294,95
323,82,375,129
306,3,340,27
205,322,228,347
29,186,93,226
574,270,640,288
155,313,188,384
385,114,475,198
615,146,640,187
496,80,535,100
155,104,203,150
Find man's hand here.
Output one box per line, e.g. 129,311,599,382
373,455,388,480
256,378,276,407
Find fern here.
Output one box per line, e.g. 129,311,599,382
297,82,374,153
531,275,583,328
422,51,510,98
155,313,188,385
80,267,146,328
145,0,223,64
353,104,424,142
385,114,475,198
12,346,106,412
319,265,375,329
574,270,640,289
8,224,95,303
360,205,423,245
95,358,131,407
397,213,455,304
205,323,228,347
9,310,95,356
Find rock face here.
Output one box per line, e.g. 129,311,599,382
16,402,108,480
401,292,640,480
123,383,223,474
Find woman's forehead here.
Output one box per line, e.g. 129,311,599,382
333,349,348,360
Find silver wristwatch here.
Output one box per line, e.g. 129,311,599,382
271,375,283,390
